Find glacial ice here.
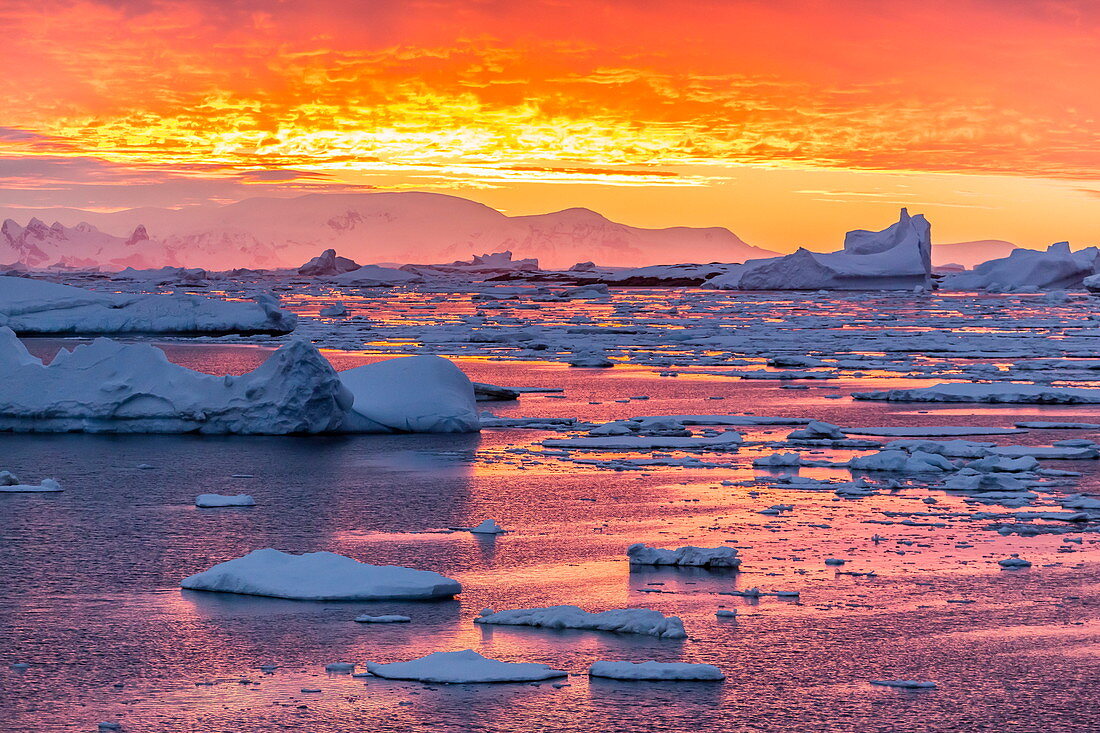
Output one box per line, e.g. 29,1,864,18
0,330,480,434
941,243,1099,291
0,329,349,434
297,248,361,276
338,355,480,433
180,549,462,600
704,209,931,291
475,605,688,638
588,661,725,681
0,276,296,335
0,471,62,492
365,649,567,684
195,494,255,507
627,543,742,568
853,383,1100,404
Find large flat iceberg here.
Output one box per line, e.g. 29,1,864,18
180,549,462,600
705,209,931,291
0,276,296,335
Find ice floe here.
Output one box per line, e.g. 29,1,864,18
627,543,741,568
0,276,295,335
854,383,1100,404
0,471,62,492
354,614,412,623
180,549,462,600
195,494,255,507
475,606,687,638
588,661,724,681
365,649,567,684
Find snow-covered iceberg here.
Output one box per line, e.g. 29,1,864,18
180,549,462,600
941,243,1099,292
297,248,361,276
338,356,480,433
0,276,296,335
0,330,480,434
705,209,931,291
0,329,349,434
588,661,724,681
627,544,741,568
366,650,566,683
474,605,687,638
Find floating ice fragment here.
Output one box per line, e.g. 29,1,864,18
195,494,255,507
588,661,724,681
366,650,567,684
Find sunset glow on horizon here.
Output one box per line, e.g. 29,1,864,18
2,0,1100,250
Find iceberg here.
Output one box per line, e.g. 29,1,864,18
297,248,361,276
0,329,349,434
588,661,725,681
338,355,480,433
941,243,1099,291
0,276,296,335
365,650,566,684
180,549,462,600
474,605,687,638
627,544,741,568
705,209,931,291
0,329,480,434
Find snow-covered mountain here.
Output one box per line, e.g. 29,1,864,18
0,218,157,270
931,240,1017,269
0,192,774,271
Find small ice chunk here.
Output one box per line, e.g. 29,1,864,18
998,554,1031,568
870,680,937,689
325,662,355,672
354,614,412,623
467,519,507,534
195,494,255,507
0,474,62,493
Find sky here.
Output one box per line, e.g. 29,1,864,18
1,0,1099,251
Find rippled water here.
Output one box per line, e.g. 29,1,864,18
3,341,1099,732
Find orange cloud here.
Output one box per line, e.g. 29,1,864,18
2,0,1100,248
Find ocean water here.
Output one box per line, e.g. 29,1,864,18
2,341,1099,732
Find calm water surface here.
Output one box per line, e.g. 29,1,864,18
2,343,1099,732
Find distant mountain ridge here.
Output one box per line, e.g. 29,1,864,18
0,192,775,271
